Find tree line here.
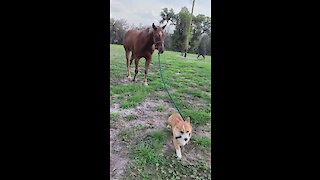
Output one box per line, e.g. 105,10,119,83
110,7,212,56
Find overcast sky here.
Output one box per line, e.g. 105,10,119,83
111,0,211,32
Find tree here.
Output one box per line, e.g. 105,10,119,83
163,31,173,51
109,18,129,45
159,8,176,25
158,6,212,56
190,14,206,53
203,16,211,37
197,34,210,56
184,0,196,57
171,7,192,54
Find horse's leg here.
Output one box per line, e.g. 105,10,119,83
132,58,140,82
125,50,132,80
143,57,151,86
130,55,134,66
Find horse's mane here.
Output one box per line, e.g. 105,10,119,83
136,27,153,40
146,27,153,34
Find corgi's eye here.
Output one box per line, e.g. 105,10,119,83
186,131,189,133
180,131,184,134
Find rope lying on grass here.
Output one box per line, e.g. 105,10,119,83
157,53,185,120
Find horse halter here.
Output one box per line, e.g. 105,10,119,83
153,36,163,44
153,35,163,47
154,40,163,46
154,40,163,44
153,39,164,50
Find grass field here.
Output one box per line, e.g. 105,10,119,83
110,44,212,180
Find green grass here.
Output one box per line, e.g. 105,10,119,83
118,129,135,141
149,129,166,143
118,125,148,142
125,114,137,121
110,112,120,121
110,44,211,114
111,84,154,109
132,124,145,131
192,136,211,150
126,129,212,180
129,130,167,169
110,44,212,179
154,104,165,112
181,109,211,125
177,87,211,101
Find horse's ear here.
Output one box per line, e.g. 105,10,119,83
162,24,167,30
152,23,157,30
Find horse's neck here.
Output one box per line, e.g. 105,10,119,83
140,29,154,47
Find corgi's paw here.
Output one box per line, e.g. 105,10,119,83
176,149,182,159
177,154,182,159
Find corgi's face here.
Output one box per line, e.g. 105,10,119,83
173,117,192,146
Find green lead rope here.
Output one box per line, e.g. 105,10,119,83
158,54,185,120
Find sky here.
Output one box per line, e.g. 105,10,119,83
110,0,211,32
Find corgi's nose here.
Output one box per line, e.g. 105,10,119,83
184,138,188,141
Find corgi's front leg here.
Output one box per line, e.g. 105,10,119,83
173,138,182,159
176,148,182,159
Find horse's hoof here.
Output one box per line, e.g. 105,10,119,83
144,82,148,86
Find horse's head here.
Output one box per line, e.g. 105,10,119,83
152,23,166,54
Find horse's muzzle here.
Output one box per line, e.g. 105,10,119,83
158,49,164,54
157,45,165,54
155,42,165,54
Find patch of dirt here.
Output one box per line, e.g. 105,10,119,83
110,99,174,179
183,145,211,164
110,127,129,179
110,98,211,179
162,137,211,166
192,125,211,138
119,77,140,84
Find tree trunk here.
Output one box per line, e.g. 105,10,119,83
184,0,195,58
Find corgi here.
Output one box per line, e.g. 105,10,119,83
167,113,192,159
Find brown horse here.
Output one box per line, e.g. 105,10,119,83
123,23,166,86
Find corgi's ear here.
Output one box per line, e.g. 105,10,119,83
185,117,190,123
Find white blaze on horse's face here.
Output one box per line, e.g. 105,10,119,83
155,31,165,54
158,31,165,52
152,23,165,54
